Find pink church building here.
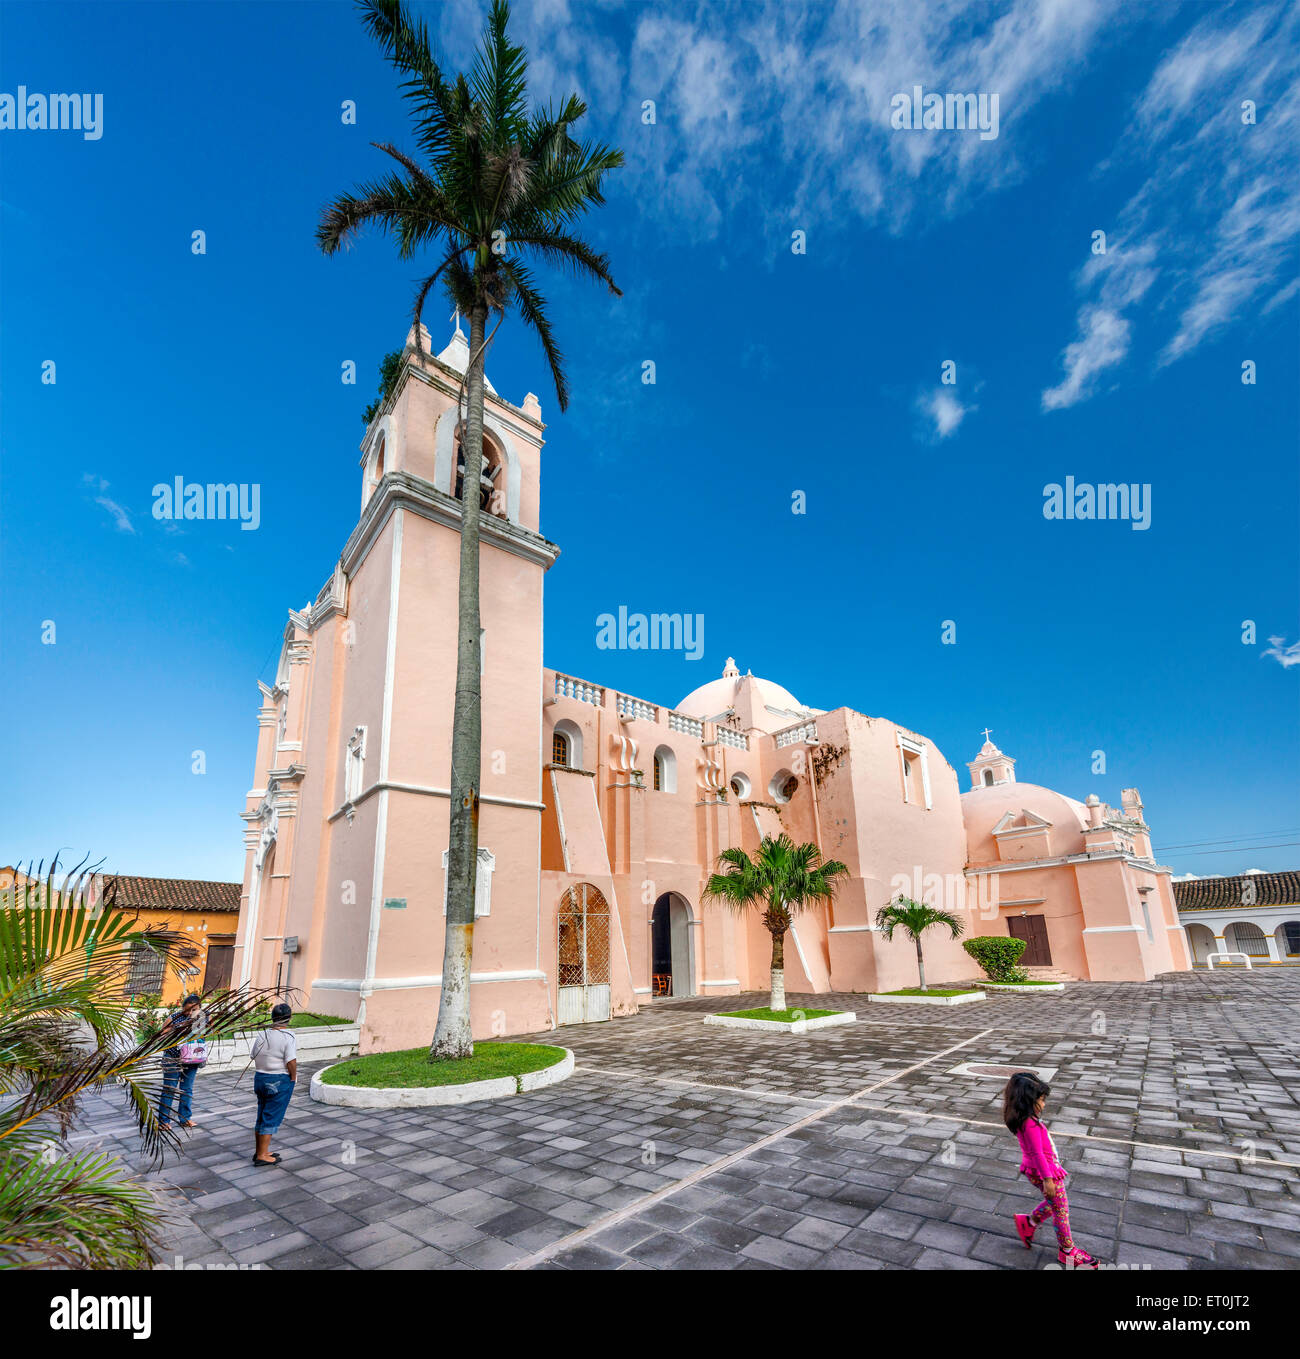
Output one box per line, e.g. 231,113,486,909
233,324,1191,1052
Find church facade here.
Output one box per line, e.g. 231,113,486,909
232,324,1191,1053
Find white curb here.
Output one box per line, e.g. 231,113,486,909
979,981,1065,993
866,990,986,1006
703,1011,857,1034
309,1047,573,1108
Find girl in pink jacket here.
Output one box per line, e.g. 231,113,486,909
1003,1071,1098,1269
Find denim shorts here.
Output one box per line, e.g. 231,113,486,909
253,1072,294,1134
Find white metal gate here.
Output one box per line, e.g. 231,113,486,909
557,883,611,1024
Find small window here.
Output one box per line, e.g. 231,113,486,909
652,746,676,794
730,772,751,800
1283,922,1300,957
125,941,165,997
653,755,662,790
769,769,798,804
983,769,994,787
345,726,367,802
552,731,569,767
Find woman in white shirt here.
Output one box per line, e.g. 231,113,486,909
250,1003,297,1167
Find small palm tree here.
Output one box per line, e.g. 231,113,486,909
874,896,965,992
704,834,848,1011
318,0,622,1061
0,858,269,1268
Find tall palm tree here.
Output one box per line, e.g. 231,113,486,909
874,896,965,992
0,858,268,1267
317,0,622,1060
704,834,849,1011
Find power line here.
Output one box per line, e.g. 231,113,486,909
1153,829,1300,851
1168,842,1300,857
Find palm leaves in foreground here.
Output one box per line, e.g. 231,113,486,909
874,896,965,992
318,0,623,1061
0,858,270,1268
704,834,849,1011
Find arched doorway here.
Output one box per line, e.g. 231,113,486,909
650,893,696,998
1185,922,1216,967
557,883,611,1024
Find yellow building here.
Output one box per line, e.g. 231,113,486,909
111,876,242,1002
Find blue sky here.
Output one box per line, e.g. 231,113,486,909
1,0,1297,883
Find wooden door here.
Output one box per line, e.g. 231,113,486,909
203,944,235,992
1008,915,1052,966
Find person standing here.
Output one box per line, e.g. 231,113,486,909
250,1003,297,1167
158,993,206,1130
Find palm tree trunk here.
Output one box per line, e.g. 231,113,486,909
915,936,926,992
430,302,487,1061
769,927,786,1012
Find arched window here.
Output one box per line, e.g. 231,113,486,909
373,435,386,483
454,432,505,517
730,772,751,801
551,719,583,770
653,746,676,794
983,769,994,787
1226,921,1269,957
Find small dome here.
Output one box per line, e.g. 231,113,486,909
676,660,815,734
961,780,1090,864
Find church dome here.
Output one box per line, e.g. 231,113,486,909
961,780,1090,864
676,658,816,734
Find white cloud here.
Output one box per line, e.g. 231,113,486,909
919,387,971,439
1262,635,1300,669
82,473,135,535
1043,2,1300,407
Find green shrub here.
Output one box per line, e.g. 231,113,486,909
963,935,1029,983
129,994,165,1044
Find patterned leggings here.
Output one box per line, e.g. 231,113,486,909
1025,1171,1074,1250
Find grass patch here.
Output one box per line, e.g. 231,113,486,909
877,987,982,997
320,1041,566,1089
289,1011,353,1028
717,1007,841,1022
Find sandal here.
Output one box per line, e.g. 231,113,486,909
252,1158,278,1168
1014,1213,1035,1249
179,1121,196,1129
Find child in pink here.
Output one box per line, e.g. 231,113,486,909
1003,1071,1099,1269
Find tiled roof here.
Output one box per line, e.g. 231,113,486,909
111,876,241,914
1174,871,1300,911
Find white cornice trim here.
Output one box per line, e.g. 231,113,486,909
328,779,544,822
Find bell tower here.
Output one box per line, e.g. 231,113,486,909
237,319,561,1053
968,731,1016,789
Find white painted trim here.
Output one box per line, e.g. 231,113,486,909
314,969,547,992
328,779,544,822
701,978,740,986
1082,924,1141,933
868,990,987,1006
550,767,570,874
828,925,876,933
360,509,403,1019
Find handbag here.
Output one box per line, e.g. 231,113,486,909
178,1039,208,1067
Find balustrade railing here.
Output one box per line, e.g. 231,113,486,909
553,673,604,706
775,721,818,747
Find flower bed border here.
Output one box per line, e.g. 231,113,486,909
979,980,1065,992
703,1010,857,1034
309,1047,573,1108
866,990,986,1006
